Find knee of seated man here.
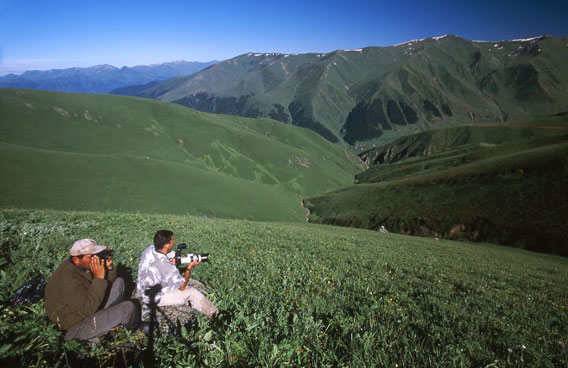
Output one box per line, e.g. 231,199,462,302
114,277,125,294
119,301,140,327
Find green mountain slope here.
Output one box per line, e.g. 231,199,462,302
126,35,568,146
0,89,361,220
358,116,568,167
304,125,568,255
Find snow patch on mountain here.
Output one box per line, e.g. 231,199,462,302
474,35,546,43
511,36,543,42
394,35,448,46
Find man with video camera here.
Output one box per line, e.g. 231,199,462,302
136,230,218,317
45,239,140,340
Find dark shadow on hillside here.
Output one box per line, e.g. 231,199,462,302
135,285,161,367
135,288,232,367
116,264,137,298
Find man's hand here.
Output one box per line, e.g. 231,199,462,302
187,258,200,270
90,255,105,279
105,248,114,270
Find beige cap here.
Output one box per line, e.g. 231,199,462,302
69,239,107,256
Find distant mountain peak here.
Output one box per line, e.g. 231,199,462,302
149,60,187,66
0,60,217,94
392,34,552,47
245,52,287,58
393,34,453,46
147,60,218,67
87,64,118,71
473,34,549,43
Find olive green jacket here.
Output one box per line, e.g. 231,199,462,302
44,258,117,330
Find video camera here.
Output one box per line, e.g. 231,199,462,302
95,248,114,261
171,243,208,267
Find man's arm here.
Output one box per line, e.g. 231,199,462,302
78,277,110,316
179,259,199,290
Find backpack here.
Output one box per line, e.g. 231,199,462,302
9,274,46,306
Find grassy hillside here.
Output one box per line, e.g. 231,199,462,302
1,209,567,366
305,125,568,255
128,35,568,146
358,116,568,166
0,89,361,220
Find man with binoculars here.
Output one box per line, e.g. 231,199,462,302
136,230,218,317
45,239,140,340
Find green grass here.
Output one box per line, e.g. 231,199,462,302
0,141,305,220
0,209,567,367
0,89,361,220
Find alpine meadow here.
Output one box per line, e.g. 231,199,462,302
1,31,568,368
1,210,567,367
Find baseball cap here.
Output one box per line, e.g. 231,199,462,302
70,239,107,256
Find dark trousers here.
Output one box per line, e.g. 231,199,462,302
64,278,139,340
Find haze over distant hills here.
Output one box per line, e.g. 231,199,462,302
0,60,217,94
118,34,568,146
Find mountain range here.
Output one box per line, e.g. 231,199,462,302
116,34,568,146
0,60,217,94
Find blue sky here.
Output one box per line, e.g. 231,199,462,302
1,0,567,75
